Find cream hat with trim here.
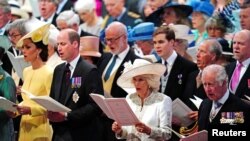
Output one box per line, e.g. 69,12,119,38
169,24,194,44
8,0,29,19
117,59,166,88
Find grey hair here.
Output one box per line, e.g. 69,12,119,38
6,19,27,35
74,0,96,13
202,64,228,86
56,10,80,26
0,0,10,13
203,38,223,60
141,74,161,92
49,0,60,5
106,21,127,35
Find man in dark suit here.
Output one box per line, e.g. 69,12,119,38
102,0,142,29
98,21,138,98
37,0,58,26
97,21,138,141
183,39,223,118
226,30,250,100
153,25,197,141
153,25,197,101
48,29,104,141
198,64,250,140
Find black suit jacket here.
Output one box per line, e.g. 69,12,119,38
182,70,207,110
2,47,14,75
97,49,139,97
226,62,250,99
57,0,73,14
160,55,198,101
50,58,104,141
198,94,250,132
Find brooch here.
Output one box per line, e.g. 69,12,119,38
177,74,182,84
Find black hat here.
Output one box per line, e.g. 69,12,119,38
217,38,233,56
146,2,193,27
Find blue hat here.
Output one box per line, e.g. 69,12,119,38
128,22,155,42
194,1,214,17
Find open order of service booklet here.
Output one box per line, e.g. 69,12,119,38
7,51,30,80
21,89,71,112
0,96,17,112
90,93,139,126
172,98,195,127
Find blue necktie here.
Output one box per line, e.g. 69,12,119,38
104,55,118,81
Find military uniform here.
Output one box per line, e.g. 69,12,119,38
102,9,143,29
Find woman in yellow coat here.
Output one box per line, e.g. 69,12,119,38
15,19,53,141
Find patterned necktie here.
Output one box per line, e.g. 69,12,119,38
231,63,243,91
65,63,71,84
210,102,222,122
164,61,168,76
104,55,118,81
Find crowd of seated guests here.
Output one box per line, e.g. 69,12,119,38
1,0,250,141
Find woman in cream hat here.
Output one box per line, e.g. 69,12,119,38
9,18,53,141
112,58,172,140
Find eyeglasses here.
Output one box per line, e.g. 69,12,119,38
104,34,125,44
38,0,52,3
8,33,21,39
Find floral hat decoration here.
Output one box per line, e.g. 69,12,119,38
117,59,166,88
16,18,51,48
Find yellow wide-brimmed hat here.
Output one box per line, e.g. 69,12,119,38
16,18,50,48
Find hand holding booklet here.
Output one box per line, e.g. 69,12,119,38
172,98,195,127
90,93,139,126
0,96,17,112
21,89,71,112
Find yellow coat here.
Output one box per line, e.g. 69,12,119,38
19,65,53,141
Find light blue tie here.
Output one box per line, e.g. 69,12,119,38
104,55,118,81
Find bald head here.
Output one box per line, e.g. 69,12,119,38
232,29,250,63
105,22,128,54
106,21,127,36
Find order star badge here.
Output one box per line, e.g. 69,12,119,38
72,92,79,103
